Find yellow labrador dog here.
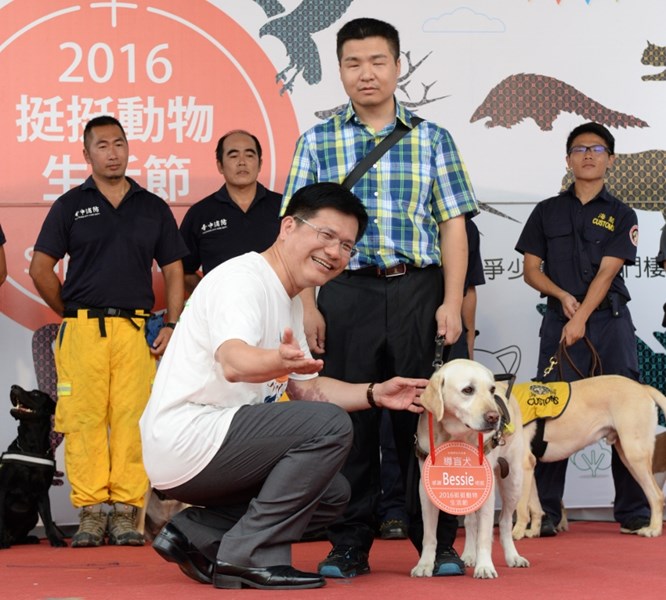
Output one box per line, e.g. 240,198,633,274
508,376,666,540
411,359,529,579
653,431,666,490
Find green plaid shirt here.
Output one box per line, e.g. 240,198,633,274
282,100,478,269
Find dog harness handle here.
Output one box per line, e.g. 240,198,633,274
1,451,55,468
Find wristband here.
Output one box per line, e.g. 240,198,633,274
366,383,378,409
164,322,176,329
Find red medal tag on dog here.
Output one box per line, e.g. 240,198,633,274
422,441,493,515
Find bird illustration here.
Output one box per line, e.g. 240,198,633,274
254,0,356,94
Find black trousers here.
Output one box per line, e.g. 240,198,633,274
317,266,459,554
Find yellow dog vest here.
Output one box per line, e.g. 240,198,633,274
513,382,572,426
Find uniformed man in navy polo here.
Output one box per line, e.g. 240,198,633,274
29,115,188,548
515,121,650,536
179,130,282,294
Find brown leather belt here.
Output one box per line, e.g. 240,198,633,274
349,263,412,278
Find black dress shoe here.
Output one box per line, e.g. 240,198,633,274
152,523,213,584
214,561,325,590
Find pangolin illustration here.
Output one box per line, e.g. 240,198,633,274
471,73,649,131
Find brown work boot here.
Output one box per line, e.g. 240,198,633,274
108,503,145,546
71,504,107,547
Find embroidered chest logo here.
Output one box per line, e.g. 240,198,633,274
513,382,571,426
201,219,228,234
591,212,615,232
74,206,100,220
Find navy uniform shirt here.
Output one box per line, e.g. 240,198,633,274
515,185,637,301
179,183,281,275
465,218,485,292
0,224,5,245
34,176,188,311
657,210,666,269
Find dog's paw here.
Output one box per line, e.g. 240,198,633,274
410,562,434,577
460,551,476,567
506,553,530,568
512,524,526,540
524,527,541,539
473,563,498,579
637,527,662,538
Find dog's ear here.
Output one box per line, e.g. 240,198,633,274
420,369,445,422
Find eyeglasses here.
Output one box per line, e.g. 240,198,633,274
568,144,609,155
294,216,358,257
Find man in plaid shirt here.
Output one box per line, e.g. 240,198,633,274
282,17,479,579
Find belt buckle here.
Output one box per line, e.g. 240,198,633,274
106,308,121,317
383,264,407,278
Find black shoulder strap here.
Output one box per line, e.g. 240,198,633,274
341,116,423,191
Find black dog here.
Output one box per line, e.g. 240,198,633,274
0,385,66,548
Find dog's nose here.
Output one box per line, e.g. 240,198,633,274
484,411,500,426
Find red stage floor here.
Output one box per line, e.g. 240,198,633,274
2,521,666,600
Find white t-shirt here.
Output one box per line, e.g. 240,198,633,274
140,252,315,488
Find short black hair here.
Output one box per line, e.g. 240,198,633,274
336,18,400,63
566,122,615,155
216,130,263,164
83,115,126,149
284,182,368,241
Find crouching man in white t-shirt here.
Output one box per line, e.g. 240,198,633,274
140,182,427,591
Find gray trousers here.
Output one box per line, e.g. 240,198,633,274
163,401,353,567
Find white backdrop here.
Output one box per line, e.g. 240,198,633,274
0,0,664,526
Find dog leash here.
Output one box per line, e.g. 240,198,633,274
542,336,603,379
428,335,451,466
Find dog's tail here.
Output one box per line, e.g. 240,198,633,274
646,384,666,418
